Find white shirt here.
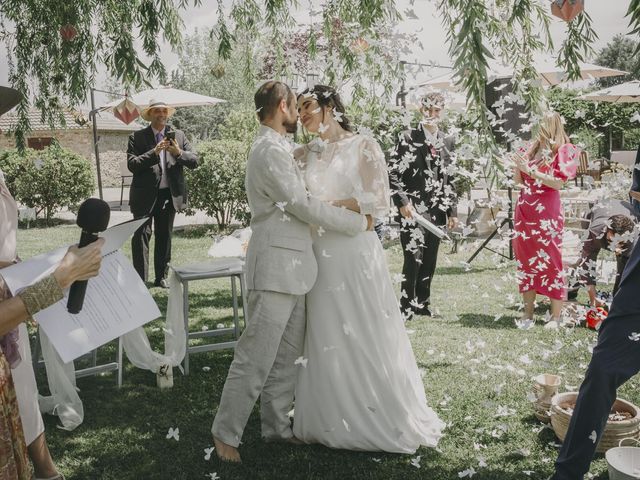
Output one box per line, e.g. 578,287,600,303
420,123,439,147
152,126,169,189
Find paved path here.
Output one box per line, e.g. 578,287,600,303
53,187,218,229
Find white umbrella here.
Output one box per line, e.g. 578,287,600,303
91,86,225,201
579,80,640,103
99,86,226,124
417,61,628,91
532,61,627,86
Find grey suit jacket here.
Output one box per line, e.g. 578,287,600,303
244,125,366,295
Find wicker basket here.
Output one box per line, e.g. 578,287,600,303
550,392,640,453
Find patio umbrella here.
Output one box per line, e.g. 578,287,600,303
91,86,225,200
417,61,627,90
0,86,22,116
579,80,640,103
99,87,226,124
579,80,640,153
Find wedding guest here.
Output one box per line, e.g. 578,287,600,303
569,200,636,305
629,142,640,217
511,112,579,326
0,170,103,480
551,237,640,479
389,92,457,319
127,99,199,288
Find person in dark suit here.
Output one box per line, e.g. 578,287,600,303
551,235,640,479
127,100,199,287
629,143,640,217
389,92,457,318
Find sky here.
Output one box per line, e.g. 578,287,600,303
0,0,634,108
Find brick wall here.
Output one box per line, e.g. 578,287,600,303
0,129,131,158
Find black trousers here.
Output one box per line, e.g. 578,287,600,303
131,188,176,283
552,265,640,478
399,224,441,313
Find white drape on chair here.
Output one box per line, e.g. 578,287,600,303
37,270,187,430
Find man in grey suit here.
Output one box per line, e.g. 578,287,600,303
212,81,372,462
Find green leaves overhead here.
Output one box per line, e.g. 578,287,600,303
556,10,598,82
0,0,201,149
3,0,640,155
627,0,640,54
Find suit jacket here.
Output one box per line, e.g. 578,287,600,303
630,143,640,214
244,125,366,296
389,126,457,226
127,126,199,217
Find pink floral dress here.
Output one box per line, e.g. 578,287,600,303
513,143,580,300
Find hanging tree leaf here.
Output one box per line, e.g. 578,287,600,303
0,0,202,150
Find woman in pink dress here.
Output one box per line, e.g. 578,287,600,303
511,112,579,325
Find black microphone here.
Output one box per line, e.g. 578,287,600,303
66,198,111,314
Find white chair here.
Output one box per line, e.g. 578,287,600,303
119,159,132,208
32,327,124,387
169,258,247,375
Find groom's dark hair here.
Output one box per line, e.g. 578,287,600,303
254,81,294,121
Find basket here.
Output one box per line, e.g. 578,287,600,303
607,438,640,480
550,392,640,453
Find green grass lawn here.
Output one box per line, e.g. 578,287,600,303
15,223,631,480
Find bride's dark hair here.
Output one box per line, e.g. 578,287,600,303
297,84,353,132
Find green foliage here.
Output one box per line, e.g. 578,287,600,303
348,100,415,154
571,127,605,157
214,0,409,106
556,11,598,82
169,30,258,142
627,0,640,55
218,106,260,144
548,87,639,156
0,0,200,150
0,145,95,224
625,128,640,149
186,139,250,229
595,34,640,87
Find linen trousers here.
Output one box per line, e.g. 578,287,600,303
212,289,306,447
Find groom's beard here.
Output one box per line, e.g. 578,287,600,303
284,119,298,134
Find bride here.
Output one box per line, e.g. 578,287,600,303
292,85,444,453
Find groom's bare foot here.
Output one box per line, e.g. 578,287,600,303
263,435,304,445
213,436,241,463
285,435,304,445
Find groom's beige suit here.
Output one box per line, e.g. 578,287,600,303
212,125,367,446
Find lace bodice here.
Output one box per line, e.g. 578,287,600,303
301,134,390,218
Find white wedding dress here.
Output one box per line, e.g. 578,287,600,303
293,135,444,453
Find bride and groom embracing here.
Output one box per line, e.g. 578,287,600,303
212,81,444,462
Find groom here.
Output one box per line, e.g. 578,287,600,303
212,81,372,462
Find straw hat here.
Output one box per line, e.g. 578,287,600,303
140,100,176,122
